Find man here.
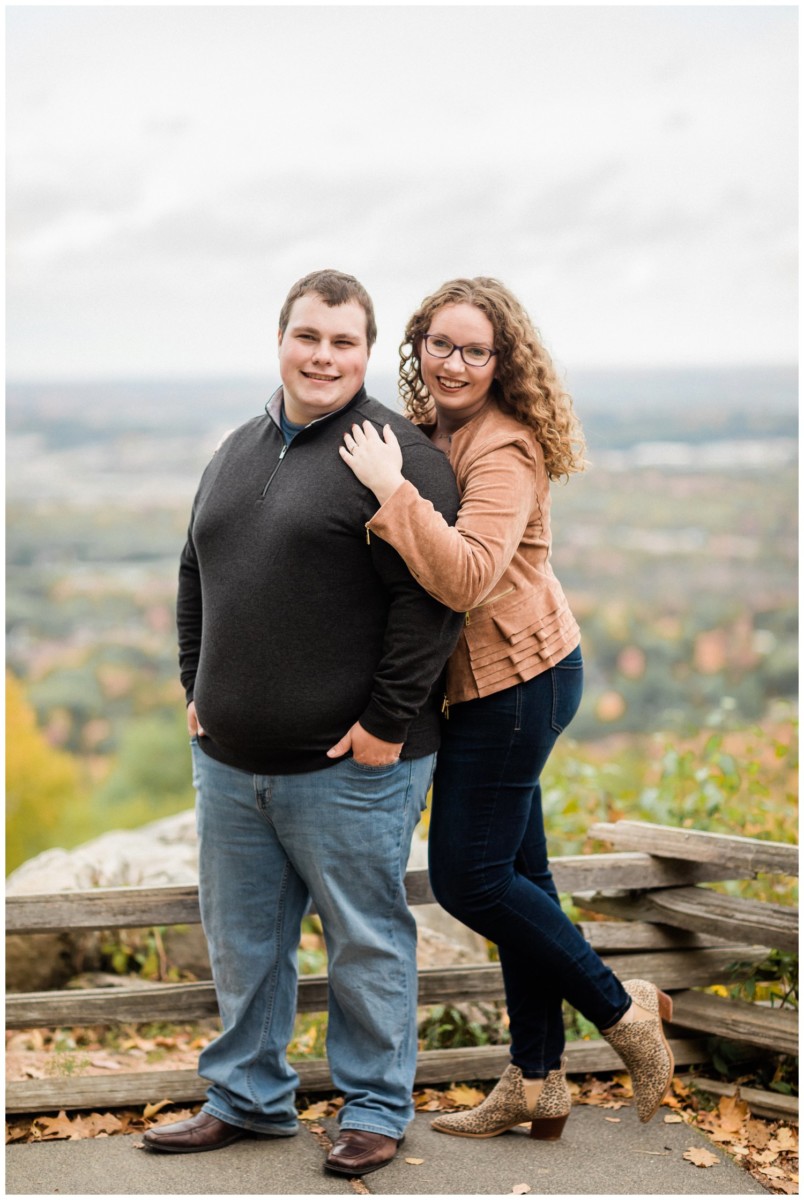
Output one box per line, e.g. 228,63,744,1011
143,270,463,1175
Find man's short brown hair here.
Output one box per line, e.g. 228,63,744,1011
278,269,377,348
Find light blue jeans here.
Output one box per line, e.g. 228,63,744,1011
191,740,435,1140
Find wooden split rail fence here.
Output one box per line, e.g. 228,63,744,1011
6,821,798,1120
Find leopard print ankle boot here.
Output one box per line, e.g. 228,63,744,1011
603,979,674,1122
431,1061,570,1140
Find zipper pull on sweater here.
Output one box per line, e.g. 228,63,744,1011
261,443,288,498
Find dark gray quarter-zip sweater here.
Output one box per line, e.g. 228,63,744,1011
177,386,464,775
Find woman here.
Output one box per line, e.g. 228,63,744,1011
338,277,673,1141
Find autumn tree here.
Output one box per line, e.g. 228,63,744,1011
5,672,88,872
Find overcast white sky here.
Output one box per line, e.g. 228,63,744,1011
6,4,798,380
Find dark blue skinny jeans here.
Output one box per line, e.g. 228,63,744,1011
428,645,631,1077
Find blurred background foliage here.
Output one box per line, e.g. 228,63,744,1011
5,373,798,880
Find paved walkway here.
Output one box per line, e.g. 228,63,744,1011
6,1107,768,1195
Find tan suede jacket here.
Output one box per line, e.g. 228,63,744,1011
367,401,580,706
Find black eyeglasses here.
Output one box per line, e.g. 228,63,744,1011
422,335,497,368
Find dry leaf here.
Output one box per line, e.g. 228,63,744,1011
446,1084,485,1108
717,1093,748,1133
709,1128,744,1145
664,1113,684,1123
82,1113,123,1137
405,1157,425,1165
754,1149,780,1165
683,1146,720,1168
745,1118,771,1149
298,1100,331,1121
757,1165,786,1180
771,1181,799,1195
31,1112,77,1141
770,1127,798,1152
511,1186,531,1195
5,1124,34,1144
65,1118,89,1141
695,1110,719,1132
143,1099,173,1120
604,1117,621,1123
89,1055,122,1070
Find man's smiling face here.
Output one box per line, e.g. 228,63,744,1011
278,293,370,424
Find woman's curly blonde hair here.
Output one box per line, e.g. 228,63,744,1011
400,277,585,480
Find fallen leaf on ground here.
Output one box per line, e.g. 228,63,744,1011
683,1147,720,1168
405,1157,424,1165
708,1128,745,1145
770,1127,798,1152
89,1055,122,1071
143,1099,174,1119
604,1116,621,1123
298,1100,331,1121
717,1093,748,1133
745,1118,771,1149
5,1124,33,1144
446,1084,485,1108
511,1185,531,1194
31,1113,79,1141
82,1113,123,1137
753,1149,779,1165
664,1113,683,1123
758,1165,786,1180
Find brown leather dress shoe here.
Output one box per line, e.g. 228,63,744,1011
143,1111,247,1153
325,1129,401,1175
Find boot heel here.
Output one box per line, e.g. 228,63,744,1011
658,990,673,1021
529,1113,568,1141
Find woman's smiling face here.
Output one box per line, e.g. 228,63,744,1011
419,302,497,424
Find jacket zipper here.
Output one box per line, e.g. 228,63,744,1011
465,584,516,625
261,443,288,497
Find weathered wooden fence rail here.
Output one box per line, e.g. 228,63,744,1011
6,821,798,1119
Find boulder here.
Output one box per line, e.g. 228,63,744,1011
6,810,202,991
